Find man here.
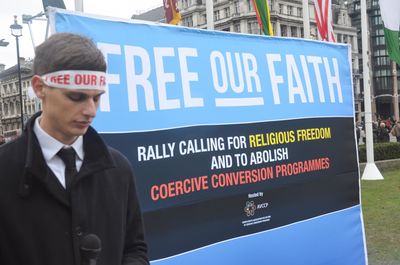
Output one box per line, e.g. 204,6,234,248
0,33,149,265
391,120,400,142
377,121,390,142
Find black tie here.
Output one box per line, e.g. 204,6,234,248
57,148,77,189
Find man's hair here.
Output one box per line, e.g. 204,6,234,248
33,32,106,75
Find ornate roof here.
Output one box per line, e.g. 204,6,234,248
0,59,33,81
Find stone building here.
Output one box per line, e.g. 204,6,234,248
348,0,399,121
0,58,41,142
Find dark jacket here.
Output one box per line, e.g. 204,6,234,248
0,113,149,265
377,127,390,142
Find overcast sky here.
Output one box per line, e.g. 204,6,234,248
0,0,163,69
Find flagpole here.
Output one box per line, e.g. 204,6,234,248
392,61,399,122
75,0,83,12
302,0,310,39
361,0,384,180
328,0,333,41
206,0,214,30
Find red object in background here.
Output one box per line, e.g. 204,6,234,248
163,0,181,25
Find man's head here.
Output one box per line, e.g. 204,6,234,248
33,32,106,75
31,33,107,145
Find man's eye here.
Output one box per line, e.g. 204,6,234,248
93,95,101,103
67,93,86,102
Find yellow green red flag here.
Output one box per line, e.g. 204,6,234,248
251,0,273,36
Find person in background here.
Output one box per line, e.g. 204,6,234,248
356,122,361,144
372,121,379,143
0,33,149,265
391,120,400,142
384,118,392,130
377,121,390,143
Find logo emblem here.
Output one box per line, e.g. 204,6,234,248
244,201,256,217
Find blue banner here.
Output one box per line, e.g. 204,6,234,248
49,8,367,265
51,9,354,133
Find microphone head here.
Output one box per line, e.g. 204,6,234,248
80,234,101,260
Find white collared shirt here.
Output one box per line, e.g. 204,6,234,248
33,116,84,188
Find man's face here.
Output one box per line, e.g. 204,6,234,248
39,86,104,145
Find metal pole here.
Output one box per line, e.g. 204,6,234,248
392,61,399,121
45,18,50,40
15,36,24,129
206,0,214,30
75,0,84,12
360,0,383,180
26,22,36,51
303,0,310,39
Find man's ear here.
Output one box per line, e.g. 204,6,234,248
31,75,45,99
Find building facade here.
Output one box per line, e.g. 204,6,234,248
0,58,41,142
348,0,400,121
133,0,362,121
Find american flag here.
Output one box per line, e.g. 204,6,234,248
314,0,336,42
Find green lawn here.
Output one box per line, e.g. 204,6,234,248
361,169,400,265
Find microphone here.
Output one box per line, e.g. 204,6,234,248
80,234,102,265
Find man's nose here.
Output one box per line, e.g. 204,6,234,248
82,99,98,117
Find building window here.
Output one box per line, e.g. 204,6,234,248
234,23,241,32
312,27,318,39
201,14,207,25
248,21,260,34
373,36,384,45
297,7,303,17
15,83,19,94
337,33,342,43
287,6,293,16
279,4,284,14
291,26,297,37
372,16,382,26
234,1,240,15
214,10,221,21
281,25,287,37
247,0,254,12
182,16,193,27
10,102,15,115
4,103,8,116
375,56,390,66
224,7,230,18
374,49,388,56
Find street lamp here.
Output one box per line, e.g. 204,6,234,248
10,15,24,129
